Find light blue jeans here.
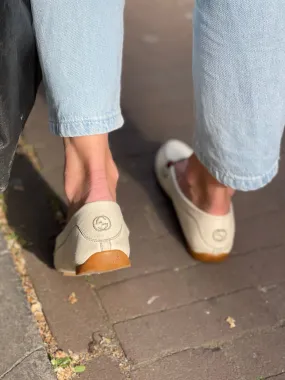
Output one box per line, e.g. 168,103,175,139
31,0,125,137
193,0,285,190
31,0,285,191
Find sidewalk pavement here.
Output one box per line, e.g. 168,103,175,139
4,0,285,379
0,232,55,380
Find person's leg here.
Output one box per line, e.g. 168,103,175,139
189,0,285,208
175,156,234,216
30,0,124,216
156,0,285,261
63,134,119,218
30,0,130,275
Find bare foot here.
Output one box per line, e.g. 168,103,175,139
175,154,234,216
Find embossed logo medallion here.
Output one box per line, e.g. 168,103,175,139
212,229,227,242
93,216,111,231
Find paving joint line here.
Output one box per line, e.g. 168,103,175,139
96,242,284,291
130,321,285,371
112,283,270,325
90,287,132,379
265,371,285,379
111,277,285,325
0,347,45,379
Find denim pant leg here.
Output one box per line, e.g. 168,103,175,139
193,0,285,191
30,0,125,137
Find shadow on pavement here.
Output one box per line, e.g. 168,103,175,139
111,115,185,244
4,150,66,268
3,115,184,270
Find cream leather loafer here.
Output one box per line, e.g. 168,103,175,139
54,201,130,275
155,140,235,262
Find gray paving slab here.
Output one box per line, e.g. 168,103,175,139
131,347,240,380
98,247,285,323
23,251,111,353
115,288,276,364
225,327,285,380
274,374,285,380
3,349,55,380
259,283,285,323
81,356,124,380
234,209,285,254
234,179,285,222
0,235,55,379
131,327,285,380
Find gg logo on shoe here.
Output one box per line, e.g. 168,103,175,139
93,216,112,231
212,229,227,242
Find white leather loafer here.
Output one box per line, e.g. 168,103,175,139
155,140,235,262
54,201,130,275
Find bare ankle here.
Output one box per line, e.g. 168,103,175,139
175,155,234,216
64,134,118,217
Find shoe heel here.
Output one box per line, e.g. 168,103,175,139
189,248,229,263
76,250,131,275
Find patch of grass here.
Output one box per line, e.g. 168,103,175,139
73,366,86,373
50,355,86,374
51,356,72,369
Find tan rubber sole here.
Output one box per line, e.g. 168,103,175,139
75,249,131,275
190,250,229,263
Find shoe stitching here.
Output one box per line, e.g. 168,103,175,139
55,224,123,252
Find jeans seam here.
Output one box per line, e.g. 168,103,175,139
49,112,122,125
49,113,124,137
194,149,279,190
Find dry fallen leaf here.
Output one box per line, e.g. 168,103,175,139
31,302,42,314
55,350,67,359
68,292,78,305
226,316,236,328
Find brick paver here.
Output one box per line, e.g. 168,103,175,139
8,0,285,378
132,326,285,380
98,247,284,323
115,288,276,364
132,347,239,380
274,375,285,380
225,327,285,379
23,251,111,352
82,356,125,380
